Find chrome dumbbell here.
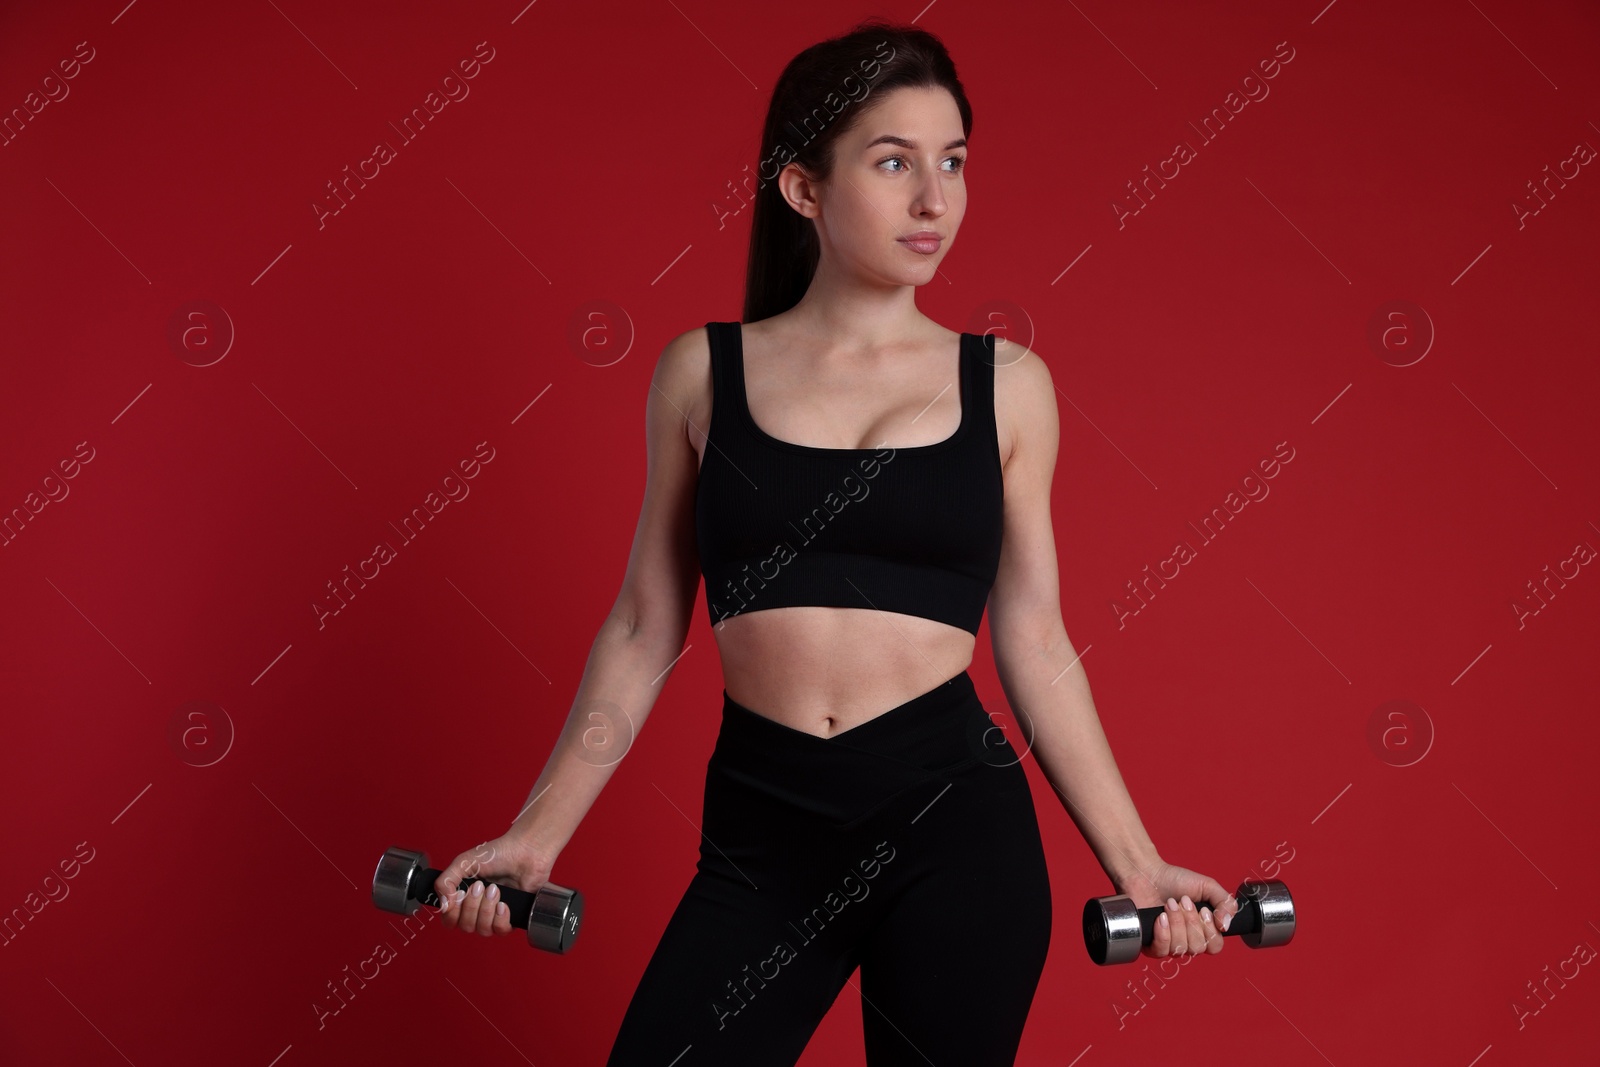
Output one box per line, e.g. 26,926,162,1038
1082,879,1295,965
371,845,583,954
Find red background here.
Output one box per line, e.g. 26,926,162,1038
3,1,1597,1064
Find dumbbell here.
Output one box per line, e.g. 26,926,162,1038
1082,879,1295,965
371,845,584,954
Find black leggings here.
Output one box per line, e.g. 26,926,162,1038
605,670,1053,1066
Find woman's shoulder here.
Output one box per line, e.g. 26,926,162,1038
649,325,718,434
654,323,716,382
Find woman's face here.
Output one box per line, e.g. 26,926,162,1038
786,85,968,287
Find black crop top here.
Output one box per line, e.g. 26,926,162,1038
694,321,1005,635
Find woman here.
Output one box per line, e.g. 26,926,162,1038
432,18,1239,1065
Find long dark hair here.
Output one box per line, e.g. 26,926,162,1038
742,18,974,324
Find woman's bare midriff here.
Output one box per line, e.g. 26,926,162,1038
711,609,975,738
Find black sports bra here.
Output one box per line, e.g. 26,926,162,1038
694,321,1004,635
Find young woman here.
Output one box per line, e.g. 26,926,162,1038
431,18,1239,1065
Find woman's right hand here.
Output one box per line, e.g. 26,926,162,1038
433,833,556,937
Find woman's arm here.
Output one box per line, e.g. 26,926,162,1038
439,329,709,934
994,633,1162,895
985,344,1161,894
503,327,709,861
502,613,684,860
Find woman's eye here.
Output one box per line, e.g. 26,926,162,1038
880,156,967,173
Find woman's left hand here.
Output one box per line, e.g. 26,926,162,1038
1116,858,1239,959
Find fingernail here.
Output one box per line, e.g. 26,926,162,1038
487,883,499,901
1167,897,1178,910
498,902,508,917
1222,910,1232,931
1181,895,1194,911
1201,906,1211,924
1158,911,1168,928
471,881,483,897
454,889,465,905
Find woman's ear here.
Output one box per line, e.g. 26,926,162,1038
778,161,822,219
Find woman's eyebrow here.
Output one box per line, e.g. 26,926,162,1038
862,134,968,151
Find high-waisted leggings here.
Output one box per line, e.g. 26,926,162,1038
605,670,1053,1066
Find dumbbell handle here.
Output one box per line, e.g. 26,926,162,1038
1131,894,1262,943
411,867,540,929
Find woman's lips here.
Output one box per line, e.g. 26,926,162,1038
898,236,942,254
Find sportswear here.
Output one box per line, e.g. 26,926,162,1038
604,670,1052,1064
694,321,1004,635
